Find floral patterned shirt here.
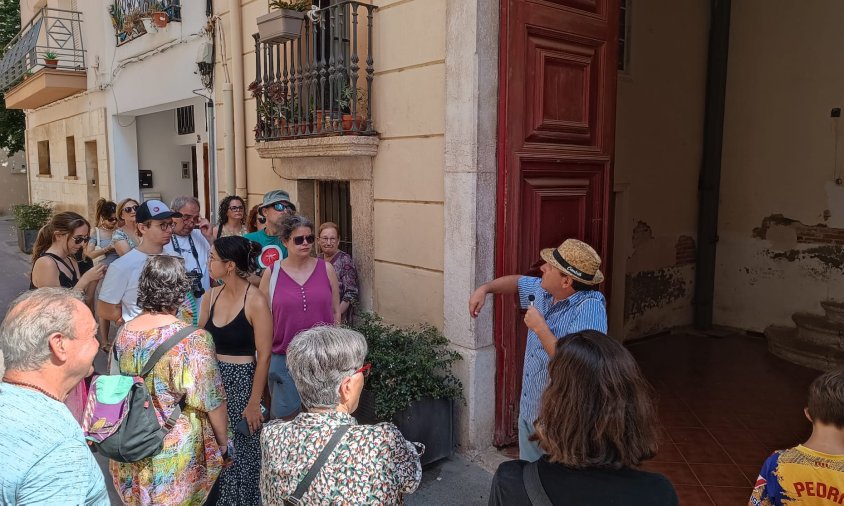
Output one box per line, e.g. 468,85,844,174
110,321,226,506
260,411,422,505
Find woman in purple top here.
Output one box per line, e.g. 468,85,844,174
260,214,340,420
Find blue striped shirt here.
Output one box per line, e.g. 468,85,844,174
517,276,607,426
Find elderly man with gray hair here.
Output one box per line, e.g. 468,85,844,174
165,196,214,321
0,288,109,505
260,325,422,505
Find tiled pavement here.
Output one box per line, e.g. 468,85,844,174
629,332,820,506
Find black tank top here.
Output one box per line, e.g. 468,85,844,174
204,284,256,356
30,253,79,289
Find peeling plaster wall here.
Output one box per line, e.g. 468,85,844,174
613,2,709,339
715,1,844,331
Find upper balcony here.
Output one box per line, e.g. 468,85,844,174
252,1,377,142
0,7,86,110
109,0,182,46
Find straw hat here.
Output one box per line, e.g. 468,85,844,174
539,239,604,285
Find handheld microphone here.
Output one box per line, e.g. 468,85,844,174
528,295,535,306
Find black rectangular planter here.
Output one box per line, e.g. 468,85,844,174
17,228,38,254
352,392,454,466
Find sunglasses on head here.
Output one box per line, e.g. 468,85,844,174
123,205,138,213
293,234,315,246
72,235,90,245
272,202,296,213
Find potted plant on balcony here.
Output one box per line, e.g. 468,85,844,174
257,0,310,44
351,312,463,466
337,82,368,132
139,9,156,33
42,51,58,68
150,1,169,28
12,201,53,254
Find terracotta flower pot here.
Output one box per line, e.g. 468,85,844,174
152,11,169,28
44,58,58,68
342,114,366,131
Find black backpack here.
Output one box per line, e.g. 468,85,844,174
82,325,196,462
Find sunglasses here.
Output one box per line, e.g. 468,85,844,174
293,234,315,246
123,205,138,213
272,202,296,213
228,205,244,211
354,363,372,379
72,235,90,245
105,216,118,222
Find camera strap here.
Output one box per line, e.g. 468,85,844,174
171,233,202,277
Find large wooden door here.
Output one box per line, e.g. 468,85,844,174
495,0,618,445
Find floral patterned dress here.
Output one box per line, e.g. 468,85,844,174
260,411,422,505
109,321,226,506
327,250,359,323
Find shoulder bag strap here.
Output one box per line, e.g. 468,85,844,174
523,460,553,506
268,262,281,306
142,325,198,431
108,324,126,375
286,425,350,505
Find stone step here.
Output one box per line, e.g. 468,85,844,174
765,326,844,371
792,313,844,348
821,300,844,325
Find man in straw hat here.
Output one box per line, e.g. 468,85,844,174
469,238,608,461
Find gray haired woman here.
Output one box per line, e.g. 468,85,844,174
109,255,231,505
260,326,423,505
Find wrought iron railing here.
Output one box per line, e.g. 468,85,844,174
109,0,182,45
252,1,377,140
0,7,85,92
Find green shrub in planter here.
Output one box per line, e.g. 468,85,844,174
12,201,53,254
352,312,463,420
12,201,53,230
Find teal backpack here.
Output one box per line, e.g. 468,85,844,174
81,325,196,462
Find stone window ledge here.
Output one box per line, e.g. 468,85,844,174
36,174,52,178
256,136,379,160
64,176,78,180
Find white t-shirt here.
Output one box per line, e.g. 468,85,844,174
98,248,149,323
164,229,211,292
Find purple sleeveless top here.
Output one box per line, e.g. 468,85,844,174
271,258,334,354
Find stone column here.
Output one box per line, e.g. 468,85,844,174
443,0,500,453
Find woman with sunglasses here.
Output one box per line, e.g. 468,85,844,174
29,211,107,423
113,198,140,256
260,214,340,421
199,236,272,505
213,195,248,239
260,326,423,505
86,199,121,349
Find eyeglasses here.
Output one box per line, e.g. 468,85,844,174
319,236,338,243
293,234,315,246
179,214,198,222
272,202,296,213
354,363,372,379
123,205,138,214
72,235,90,245
228,206,244,211
153,221,176,231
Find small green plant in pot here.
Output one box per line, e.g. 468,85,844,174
352,312,463,465
42,51,58,67
12,201,53,254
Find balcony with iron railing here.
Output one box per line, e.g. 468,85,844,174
0,7,86,110
252,1,377,142
109,0,182,46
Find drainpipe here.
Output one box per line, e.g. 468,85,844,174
228,0,248,198
694,0,731,329
207,98,219,221
223,84,236,195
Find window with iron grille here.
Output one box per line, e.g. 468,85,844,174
618,0,631,73
176,105,195,135
318,180,352,255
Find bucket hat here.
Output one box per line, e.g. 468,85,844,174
539,239,604,285
259,190,292,209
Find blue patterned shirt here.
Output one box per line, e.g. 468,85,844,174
517,276,608,426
